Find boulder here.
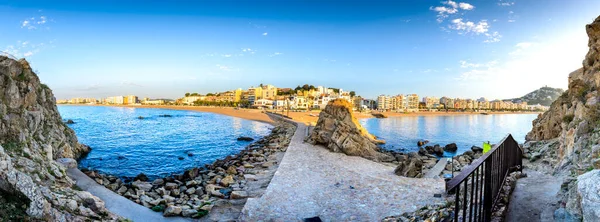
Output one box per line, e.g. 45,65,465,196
306,99,394,162
66,119,75,124
444,143,458,152
417,140,429,147
577,170,600,221
433,145,445,156
394,157,423,178
152,178,165,186
134,173,149,182
163,206,182,216
57,158,78,169
231,191,249,199
131,181,152,192
471,146,483,153
220,175,234,187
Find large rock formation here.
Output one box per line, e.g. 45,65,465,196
0,55,118,220
306,99,394,162
525,16,600,220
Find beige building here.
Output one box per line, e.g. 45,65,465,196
406,94,419,110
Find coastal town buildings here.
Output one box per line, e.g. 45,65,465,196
58,83,545,112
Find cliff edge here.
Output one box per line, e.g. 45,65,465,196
0,55,118,221
525,16,600,221
306,99,394,162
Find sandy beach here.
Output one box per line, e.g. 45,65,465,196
60,104,541,126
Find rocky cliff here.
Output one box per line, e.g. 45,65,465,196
0,55,117,221
525,16,600,221
306,99,394,162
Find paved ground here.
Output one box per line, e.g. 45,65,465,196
241,124,446,221
505,168,562,222
67,168,194,222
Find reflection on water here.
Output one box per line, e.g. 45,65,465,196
360,114,537,155
58,105,272,178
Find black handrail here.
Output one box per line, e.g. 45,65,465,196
445,134,523,222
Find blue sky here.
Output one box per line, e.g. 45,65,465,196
1,0,599,100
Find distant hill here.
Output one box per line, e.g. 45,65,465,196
504,86,565,106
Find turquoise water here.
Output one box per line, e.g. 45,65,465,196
360,114,538,156
57,105,272,178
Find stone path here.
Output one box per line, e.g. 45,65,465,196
241,123,446,221
424,158,448,179
67,168,194,222
505,168,562,222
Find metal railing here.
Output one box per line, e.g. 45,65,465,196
445,134,523,222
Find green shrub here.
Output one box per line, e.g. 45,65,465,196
151,205,165,212
193,209,209,218
563,114,575,123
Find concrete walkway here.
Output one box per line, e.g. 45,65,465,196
424,158,448,179
505,168,561,222
241,124,445,221
67,168,194,222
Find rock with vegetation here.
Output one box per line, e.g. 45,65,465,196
0,56,118,220
525,15,600,220
306,99,394,162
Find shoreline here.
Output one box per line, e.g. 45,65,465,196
58,104,541,125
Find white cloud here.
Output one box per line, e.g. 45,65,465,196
431,1,475,22
459,2,475,10
20,16,50,30
484,31,502,43
508,19,516,23
269,52,283,57
498,1,515,6
216,64,234,71
23,51,34,57
516,42,532,49
262,32,268,36
222,54,232,58
449,19,489,34
446,0,458,8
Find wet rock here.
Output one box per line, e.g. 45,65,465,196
471,145,484,153
134,173,149,182
66,119,75,124
433,145,444,156
237,136,254,141
417,140,429,147
444,143,458,152
178,156,184,160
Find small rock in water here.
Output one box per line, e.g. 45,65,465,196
134,173,149,182
65,119,75,124
178,156,184,160
237,136,254,142
187,151,194,157
137,116,144,119
159,114,173,117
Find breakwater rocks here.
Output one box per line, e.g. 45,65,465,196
382,145,484,178
83,121,296,219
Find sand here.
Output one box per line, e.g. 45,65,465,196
61,104,541,126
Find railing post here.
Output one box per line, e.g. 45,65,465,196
483,158,492,221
